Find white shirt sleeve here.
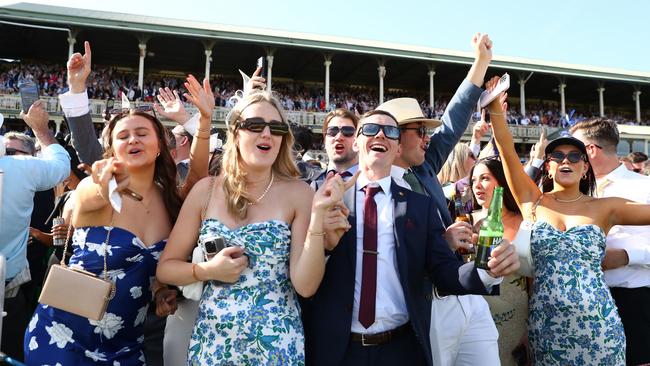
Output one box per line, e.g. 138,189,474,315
469,142,481,159
28,144,71,191
477,268,504,290
532,158,545,169
626,247,650,268
59,91,90,117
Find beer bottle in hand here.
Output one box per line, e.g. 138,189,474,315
454,195,474,256
475,186,504,270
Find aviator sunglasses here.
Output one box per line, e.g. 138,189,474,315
326,126,356,137
237,117,289,136
357,123,401,140
400,125,428,138
547,151,586,164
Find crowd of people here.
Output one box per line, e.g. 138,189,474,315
4,61,647,126
1,33,650,366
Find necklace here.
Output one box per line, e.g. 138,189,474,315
247,172,274,206
552,193,584,203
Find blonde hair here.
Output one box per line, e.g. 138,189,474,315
437,143,473,185
222,91,300,220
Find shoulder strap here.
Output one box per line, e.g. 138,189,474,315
529,194,544,223
201,176,216,222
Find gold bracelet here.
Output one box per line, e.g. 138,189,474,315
308,230,326,237
194,134,210,140
489,111,505,116
192,263,201,281
196,127,210,133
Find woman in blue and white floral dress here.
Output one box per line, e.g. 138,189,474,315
158,90,353,365
485,77,650,365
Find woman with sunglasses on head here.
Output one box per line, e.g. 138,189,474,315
484,75,650,365
24,94,182,366
157,90,352,365
469,156,529,366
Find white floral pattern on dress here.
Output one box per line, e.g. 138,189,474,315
130,286,142,299
188,220,305,365
528,221,626,365
28,336,38,351
89,312,124,340
133,306,147,327
46,321,74,349
29,313,38,332
85,349,107,362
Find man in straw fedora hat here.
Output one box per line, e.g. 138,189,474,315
378,33,502,366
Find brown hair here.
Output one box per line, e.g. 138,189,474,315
222,91,300,220
104,111,182,223
569,118,619,154
322,108,359,137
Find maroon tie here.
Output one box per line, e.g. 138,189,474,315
330,170,352,178
359,184,381,328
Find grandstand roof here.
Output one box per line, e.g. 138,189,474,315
2,2,650,84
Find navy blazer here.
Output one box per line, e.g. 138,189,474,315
414,79,483,227
302,181,494,366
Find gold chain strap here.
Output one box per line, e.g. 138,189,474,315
60,211,116,300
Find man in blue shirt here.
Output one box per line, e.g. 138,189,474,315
0,100,70,361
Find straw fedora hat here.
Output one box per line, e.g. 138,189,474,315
376,98,442,128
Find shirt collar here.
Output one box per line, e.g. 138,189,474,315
357,172,392,195
390,165,406,179
326,163,358,176
599,163,629,184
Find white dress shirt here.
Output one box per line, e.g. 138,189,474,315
351,174,409,333
598,164,650,288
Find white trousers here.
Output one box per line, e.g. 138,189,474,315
429,294,500,366
163,299,200,366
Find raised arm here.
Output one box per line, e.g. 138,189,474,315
61,41,103,164
178,74,212,198
427,33,492,173
485,77,541,208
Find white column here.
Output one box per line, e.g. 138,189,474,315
597,87,605,117
204,49,212,80
67,35,76,59
378,65,386,104
634,90,642,123
519,79,526,116
138,43,147,89
324,59,332,111
559,83,567,118
266,55,274,92
428,70,435,109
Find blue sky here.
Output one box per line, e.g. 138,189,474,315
3,0,648,72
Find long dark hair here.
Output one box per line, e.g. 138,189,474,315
470,157,520,215
103,110,182,223
541,157,596,196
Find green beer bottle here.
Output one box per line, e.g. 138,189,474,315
475,186,504,270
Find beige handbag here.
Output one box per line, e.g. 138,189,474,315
39,216,116,321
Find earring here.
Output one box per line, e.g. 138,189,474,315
156,152,160,157
582,172,587,180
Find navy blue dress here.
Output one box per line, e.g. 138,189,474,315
24,226,165,365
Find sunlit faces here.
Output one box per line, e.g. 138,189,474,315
353,114,401,171
545,145,589,185
471,162,498,209
398,122,430,167
112,115,160,169
235,101,285,169
325,116,357,167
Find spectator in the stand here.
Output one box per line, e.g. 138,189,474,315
311,108,359,190
171,125,192,183
628,151,648,174
0,101,70,362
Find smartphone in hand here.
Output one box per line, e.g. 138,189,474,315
19,80,40,113
256,56,267,79
479,73,510,109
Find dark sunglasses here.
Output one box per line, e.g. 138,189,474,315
400,126,427,138
238,117,289,136
326,126,356,137
357,123,400,140
547,151,586,164
5,147,31,156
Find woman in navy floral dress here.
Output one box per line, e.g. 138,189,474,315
158,90,353,365
486,76,650,365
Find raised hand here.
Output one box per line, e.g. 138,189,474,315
183,74,215,119
312,171,359,213
472,110,490,144
91,158,131,199
471,33,493,64
19,100,50,136
246,66,267,94
153,87,190,124
67,41,92,94
485,76,508,115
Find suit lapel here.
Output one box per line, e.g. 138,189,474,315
391,181,409,285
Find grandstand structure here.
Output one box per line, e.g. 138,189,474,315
1,2,650,154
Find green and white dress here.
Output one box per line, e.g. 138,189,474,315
188,219,304,366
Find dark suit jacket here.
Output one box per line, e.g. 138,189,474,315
66,112,103,165
302,181,495,366
414,79,482,227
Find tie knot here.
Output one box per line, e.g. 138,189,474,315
363,184,381,198
337,171,353,178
